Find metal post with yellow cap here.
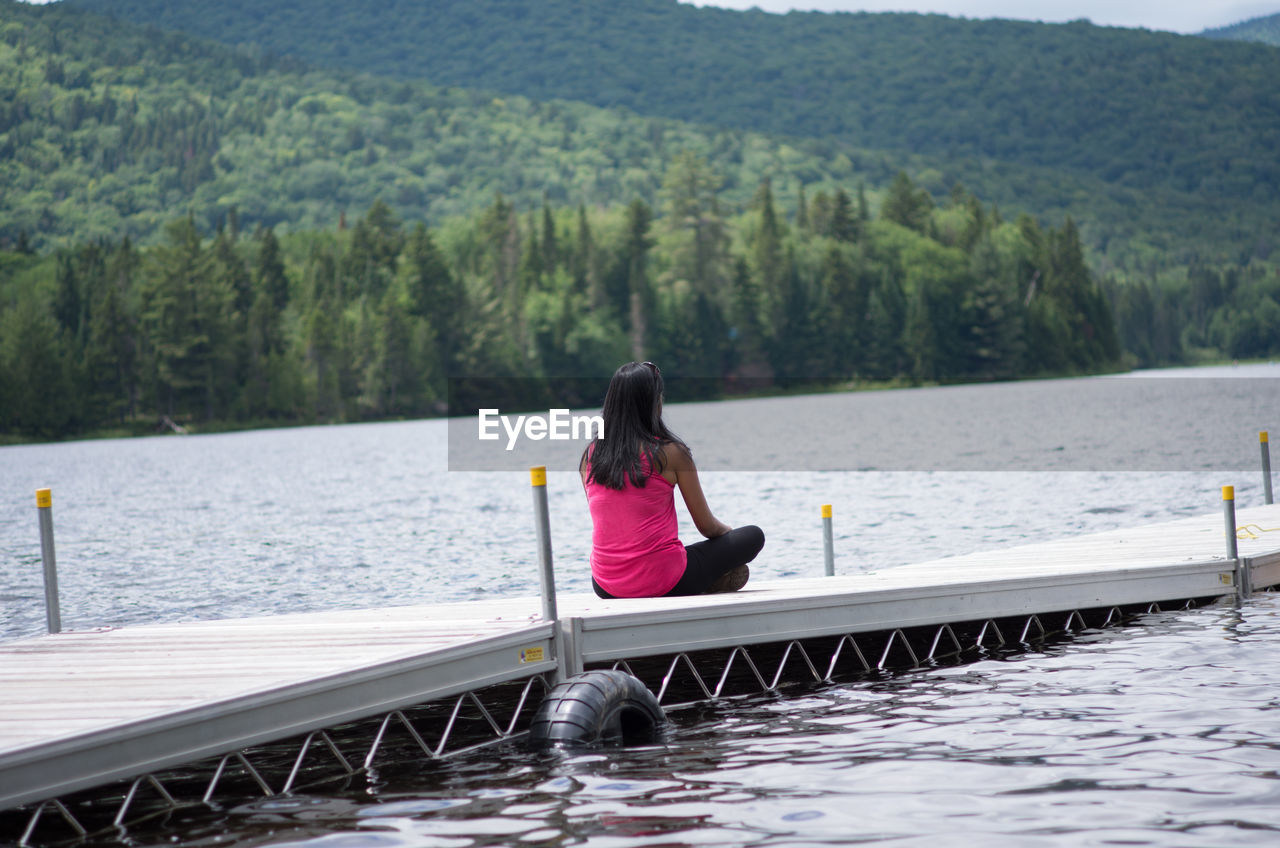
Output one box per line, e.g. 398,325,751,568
821,504,835,577
1223,486,1248,600
530,466,558,623
36,488,62,633
1261,431,1273,505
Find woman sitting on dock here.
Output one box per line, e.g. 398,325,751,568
581,361,765,598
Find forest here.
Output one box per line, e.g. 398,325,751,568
0,0,867,251
2,2,1276,270
3,164,1131,439
66,0,1280,270
1,1,1278,441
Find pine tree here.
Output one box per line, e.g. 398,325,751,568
964,237,1024,379
658,152,730,302
752,178,785,327
86,241,140,425
861,287,901,381
572,203,602,309
541,195,559,273
881,171,933,233
808,191,832,241
728,257,765,372
53,251,82,339
213,229,253,315
345,201,404,299
304,299,344,421
242,290,278,417
256,227,289,313
141,216,236,420
1046,217,1119,368
360,287,415,416
829,188,858,243
767,247,821,382
0,296,75,436
964,276,1019,379
141,217,204,417
622,199,654,358
818,243,863,378
406,222,464,375
519,211,543,294
905,281,938,382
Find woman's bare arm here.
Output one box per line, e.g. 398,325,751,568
666,444,731,538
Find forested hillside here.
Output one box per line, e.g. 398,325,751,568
2,0,1278,442
67,0,1280,269
1202,12,1280,47
0,0,883,250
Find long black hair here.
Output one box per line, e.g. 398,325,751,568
585,361,688,489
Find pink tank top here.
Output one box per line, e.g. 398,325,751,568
584,449,687,598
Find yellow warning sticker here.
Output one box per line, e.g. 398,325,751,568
1220,573,1234,585
519,646,545,663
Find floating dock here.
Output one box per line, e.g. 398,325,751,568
4,503,1280,842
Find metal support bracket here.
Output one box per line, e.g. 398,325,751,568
19,800,85,846
114,774,176,827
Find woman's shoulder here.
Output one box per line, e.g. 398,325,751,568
657,439,693,471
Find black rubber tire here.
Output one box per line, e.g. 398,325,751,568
529,670,666,747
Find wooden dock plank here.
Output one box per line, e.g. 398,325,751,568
0,629,543,715
0,617,558,809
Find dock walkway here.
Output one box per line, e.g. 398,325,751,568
4,504,1280,826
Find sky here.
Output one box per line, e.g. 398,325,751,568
686,1,1280,34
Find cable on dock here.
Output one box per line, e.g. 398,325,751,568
1237,524,1280,540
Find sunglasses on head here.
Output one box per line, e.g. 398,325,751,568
641,361,660,376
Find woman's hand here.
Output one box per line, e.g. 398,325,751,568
704,518,732,539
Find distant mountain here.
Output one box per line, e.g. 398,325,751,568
0,0,880,248
68,0,1280,209
1201,11,1280,47
6,0,1279,267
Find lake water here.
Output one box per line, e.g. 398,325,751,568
2,364,1279,846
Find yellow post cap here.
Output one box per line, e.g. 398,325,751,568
821,504,833,519
1222,485,1235,501
36,488,52,508
530,466,547,487
1262,431,1270,444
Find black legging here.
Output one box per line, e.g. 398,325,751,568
593,525,765,598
